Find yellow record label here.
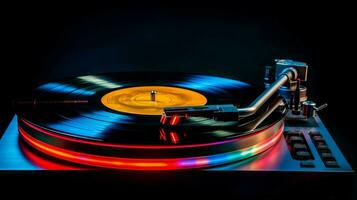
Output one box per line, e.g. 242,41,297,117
101,86,207,115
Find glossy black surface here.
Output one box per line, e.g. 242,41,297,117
15,73,286,146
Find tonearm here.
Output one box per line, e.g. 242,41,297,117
162,59,326,124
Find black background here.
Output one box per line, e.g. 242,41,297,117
1,1,356,199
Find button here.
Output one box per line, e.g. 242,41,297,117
293,143,308,151
317,144,331,153
289,136,304,144
318,149,331,153
300,161,315,168
312,135,323,140
285,131,301,136
312,136,325,143
295,151,311,160
321,152,335,161
309,131,321,137
324,160,339,168
315,141,326,146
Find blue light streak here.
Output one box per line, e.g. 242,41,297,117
77,75,122,89
175,75,250,93
47,111,132,139
38,82,95,96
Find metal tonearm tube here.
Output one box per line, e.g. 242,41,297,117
162,59,308,123
238,67,297,117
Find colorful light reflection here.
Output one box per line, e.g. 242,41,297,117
37,82,95,96
175,75,250,93
19,124,283,170
46,111,131,138
77,75,122,89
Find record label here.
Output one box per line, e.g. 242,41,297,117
101,86,207,115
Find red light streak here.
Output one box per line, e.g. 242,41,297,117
169,131,179,144
160,115,168,124
20,127,172,170
19,124,284,170
169,115,180,125
159,128,167,142
21,119,280,149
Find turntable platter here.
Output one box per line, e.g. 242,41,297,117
15,72,286,170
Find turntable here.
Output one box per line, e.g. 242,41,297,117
0,59,353,173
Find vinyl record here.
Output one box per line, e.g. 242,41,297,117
16,72,287,170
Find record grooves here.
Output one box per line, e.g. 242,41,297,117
15,72,287,170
